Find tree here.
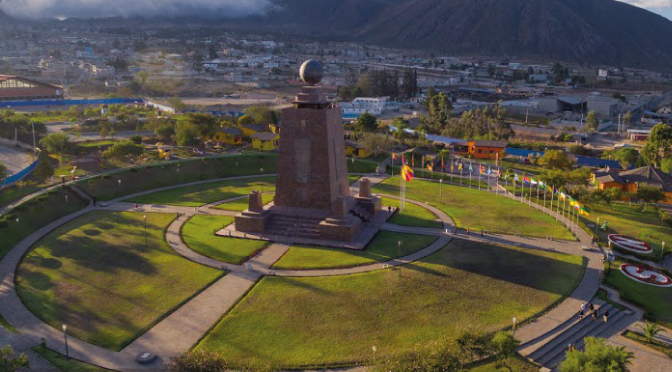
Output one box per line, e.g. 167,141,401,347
39,132,70,154
456,332,492,364
560,337,634,372
168,96,187,112
586,111,599,130
638,321,663,343
175,122,201,147
491,331,520,372
635,185,666,207
538,150,574,170
0,161,7,180
34,150,54,180
164,350,227,372
540,169,569,189
185,113,219,138
358,133,395,155
243,105,273,124
0,346,29,372
641,123,672,167
237,114,255,126
355,112,379,132
155,124,176,143
130,135,143,145
613,148,639,170
661,158,672,174
103,140,144,159
623,112,633,128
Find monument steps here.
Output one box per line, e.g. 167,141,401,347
266,214,323,239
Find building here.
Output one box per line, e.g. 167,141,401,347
627,129,651,142
586,96,619,117
251,132,279,151
454,140,507,160
241,123,268,137
0,75,64,102
595,166,672,203
207,127,243,145
340,97,390,117
345,140,371,158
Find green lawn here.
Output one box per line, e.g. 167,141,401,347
467,355,539,371
382,197,442,229
347,159,379,174
15,212,223,351
272,231,437,270
32,346,111,372
604,261,672,324
215,193,275,212
198,239,585,368
78,154,278,201
374,178,573,240
182,215,269,264
127,177,276,207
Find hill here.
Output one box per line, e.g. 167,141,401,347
260,0,672,70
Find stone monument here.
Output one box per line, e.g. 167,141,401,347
234,60,381,242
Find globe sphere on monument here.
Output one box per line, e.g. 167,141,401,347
300,59,324,85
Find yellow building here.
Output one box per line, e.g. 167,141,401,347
595,166,672,204
206,127,244,145
241,124,268,137
251,132,279,151
345,140,371,158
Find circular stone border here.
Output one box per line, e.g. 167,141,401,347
620,263,672,287
608,234,653,254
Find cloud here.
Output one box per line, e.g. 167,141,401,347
0,0,275,19
618,0,672,9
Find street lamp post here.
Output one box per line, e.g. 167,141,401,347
398,240,402,259
512,317,517,337
440,179,443,203
118,179,122,187
62,324,69,360
662,241,666,262
143,215,148,248
595,217,600,233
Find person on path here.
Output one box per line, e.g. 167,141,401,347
581,303,587,313
467,227,470,236
588,303,595,313
388,206,392,215
578,309,584,321
603,310,610,324
591,310,598,322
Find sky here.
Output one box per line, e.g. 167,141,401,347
0,0,672,20
619,0,672,19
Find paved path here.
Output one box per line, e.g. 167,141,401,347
0,143,33,175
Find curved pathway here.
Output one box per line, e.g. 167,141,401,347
0,172,615,371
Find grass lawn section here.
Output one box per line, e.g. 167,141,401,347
32,346,111,372
182,215,269,264
467,355,539,371
198,239,584,367
375,178,573,240
382,197,442,229
272,231,436,270
128,177,276,207
347,159,379,174
15,211,223,351
622,330,672,357
215,193,275,212
604,261,672,324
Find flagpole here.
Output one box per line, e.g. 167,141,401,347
528,177,533,207
536,182,540,204
391,155,394,178
543,185,547,209
550,186,555,217
520,174,524,203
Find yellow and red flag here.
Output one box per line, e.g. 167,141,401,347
401,164,415,182
392,153,397,160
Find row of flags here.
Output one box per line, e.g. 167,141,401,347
391,153,591,216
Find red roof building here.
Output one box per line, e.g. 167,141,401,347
0,75,64,102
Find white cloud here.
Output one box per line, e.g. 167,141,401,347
618,0,672,9
0,0,274,19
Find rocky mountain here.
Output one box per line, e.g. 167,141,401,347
260,0,672,70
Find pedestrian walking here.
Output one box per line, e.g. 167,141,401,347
591,310,598,322
588,303,595,313
467,227,470,236
578,309,584,321
388,206,392,215
603,310,610,324
581,303,587,312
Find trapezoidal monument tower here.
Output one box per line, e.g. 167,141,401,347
234,60,381,243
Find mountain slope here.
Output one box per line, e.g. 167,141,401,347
261,0,672,70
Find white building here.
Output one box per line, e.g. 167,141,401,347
340,97,390,116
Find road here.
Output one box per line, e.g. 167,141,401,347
45,123,154,142
0,144,33,175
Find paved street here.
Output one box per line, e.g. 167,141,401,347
0,143,33,175
45,122,154,142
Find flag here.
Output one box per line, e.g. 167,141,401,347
547,185,553,193
412,156,415,167
469,164,473,173
479,164,483,174
401,164,415,182
441,157,445,170
392,153,397,160
451,162,455,172
524,176,531,184
487,167,492,175
458,163,463,171
427,161,434,171
514,174,519,183
497,168,502,178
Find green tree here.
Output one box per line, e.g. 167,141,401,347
635,185,666,208
586,111,599,130
168,96,187,112
456,332,492,364
175,122,201,147
613,148,639,170
103,140,144,159
358,133,395,155
661,158,672,174
540,169,569,189
155,125,176,143
243,104,273,124
560,337,634,372
34,150,54,180
39,132,70,154
237,114,255,126
641,123,672,167
538,150,574,170
491,331,520,372
638,321,663,343
129,135,143,145
185,113,219,138
0,345,29,372
623,112,633,128
355,112,379,132
0,161,7,180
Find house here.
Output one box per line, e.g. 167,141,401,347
595,166,672,203
345,140,371,158
241,124,269,137
454,140,507,160
207,127,243,145
251,132,279,151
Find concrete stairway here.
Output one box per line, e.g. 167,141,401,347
523,303,629,369
266,214,323,239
